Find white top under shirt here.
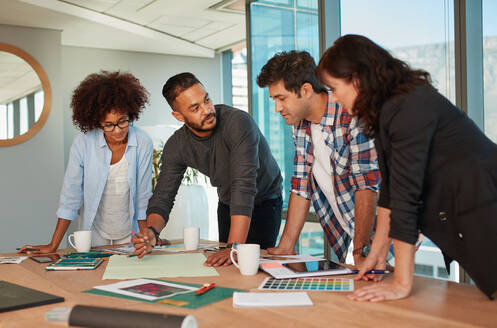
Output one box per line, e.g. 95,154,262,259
310,123,349,236
92,155,132,240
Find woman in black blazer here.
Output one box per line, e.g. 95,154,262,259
317,34,497,301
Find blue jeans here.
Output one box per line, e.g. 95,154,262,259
217,195,282,249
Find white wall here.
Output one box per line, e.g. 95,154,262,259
61,46,222,163
0,24,64,252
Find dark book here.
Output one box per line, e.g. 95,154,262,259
0,280,64,313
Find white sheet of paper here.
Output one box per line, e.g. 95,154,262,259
93,278,197,301
259,255,322,264
232,292,313,307
0,256,28,264
156,243,213,253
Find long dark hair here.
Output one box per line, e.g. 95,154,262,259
317,34,432,137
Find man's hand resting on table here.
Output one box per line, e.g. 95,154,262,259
267,244,297,255
204,248,233,267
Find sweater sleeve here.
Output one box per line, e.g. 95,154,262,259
225,111,259,217
385,92,438,244
375,138,390,209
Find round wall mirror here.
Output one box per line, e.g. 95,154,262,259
0,43,52,147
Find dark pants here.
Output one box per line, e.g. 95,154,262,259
217,196,282,249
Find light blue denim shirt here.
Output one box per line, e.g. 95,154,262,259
56,125,153,233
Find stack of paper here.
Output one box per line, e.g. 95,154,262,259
0,256,28,264
232,292,313,308
102,253,219,280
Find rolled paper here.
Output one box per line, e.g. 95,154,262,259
68,305,197,328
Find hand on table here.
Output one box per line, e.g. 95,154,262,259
204,248,232,267
131,231,155,258
348,281,411,302
17,244,56,255
267,245,297,255
354,251,387,283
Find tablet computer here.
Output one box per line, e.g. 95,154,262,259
31,254,60,263
260,259,352,279
0,281,64,313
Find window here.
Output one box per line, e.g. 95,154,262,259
483,0,497,143
20,97,28,135
249,0,319,209
0,90,43,139
0,104,6,140
232,45,248,112
35,90,44,121
341,0,455,103
296,222,324,256
248,0,321,255
414,263,434,277
438,266,450,279
7,103,14,139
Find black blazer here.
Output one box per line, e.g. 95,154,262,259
375,85,497,299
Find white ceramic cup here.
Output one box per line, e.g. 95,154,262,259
183,227,200,251
230,244,260,275
68,230,92,252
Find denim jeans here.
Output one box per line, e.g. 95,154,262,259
217,195,282,249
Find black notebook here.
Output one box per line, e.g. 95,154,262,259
0,281,64,313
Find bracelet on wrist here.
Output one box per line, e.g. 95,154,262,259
352,245,371,257
147,226,161,246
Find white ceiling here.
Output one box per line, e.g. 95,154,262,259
0,0,246,58
0,51,41,105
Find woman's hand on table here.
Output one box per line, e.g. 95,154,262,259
17,244,56,255
354,251,387,282
267,245,297,255
348,281,411,302
131,231,155,258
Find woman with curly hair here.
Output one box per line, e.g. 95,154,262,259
18,71,154,253
317,35,497,301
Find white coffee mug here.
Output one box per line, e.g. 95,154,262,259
68,230,92,252
230,244,260,275
183,227,200,251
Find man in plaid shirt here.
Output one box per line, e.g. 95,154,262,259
257,51,380,265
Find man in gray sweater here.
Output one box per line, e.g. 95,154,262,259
132,72,283,266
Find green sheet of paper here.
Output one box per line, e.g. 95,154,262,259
102,253,219,280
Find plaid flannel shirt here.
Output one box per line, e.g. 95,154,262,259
291,92,380,262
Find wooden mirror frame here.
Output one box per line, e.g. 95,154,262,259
0,43,52,147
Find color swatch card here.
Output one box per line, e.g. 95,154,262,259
46,258,103,271
258,277,354,292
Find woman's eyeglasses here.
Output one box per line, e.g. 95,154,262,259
100,119,130,132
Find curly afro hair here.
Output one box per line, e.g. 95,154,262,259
71,71,149,133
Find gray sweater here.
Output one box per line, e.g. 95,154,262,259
147,105,282,222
